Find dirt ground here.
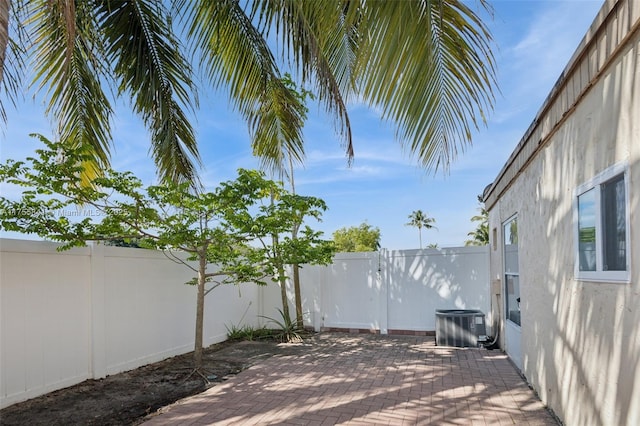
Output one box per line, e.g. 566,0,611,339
0,338,296,426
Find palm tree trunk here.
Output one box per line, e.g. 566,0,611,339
0,0,9,83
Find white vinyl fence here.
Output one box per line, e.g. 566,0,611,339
0,239,276,409
1,239,488,409
296,247,491,334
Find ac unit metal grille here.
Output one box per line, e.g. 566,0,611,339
435,309,487,348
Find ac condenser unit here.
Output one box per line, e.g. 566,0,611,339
435,309,487,348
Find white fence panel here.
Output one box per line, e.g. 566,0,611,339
101,245,199,375
385,247,490,331
295,263,325,331
0,240,92,409
297,247,490,334
319,252,381,331
0,239,273,409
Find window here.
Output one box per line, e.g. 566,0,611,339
503,216,520,326
575,163,630,282
492,227,497,251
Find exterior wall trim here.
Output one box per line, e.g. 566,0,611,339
484,0,640,208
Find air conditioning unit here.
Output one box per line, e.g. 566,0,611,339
435,309,487,348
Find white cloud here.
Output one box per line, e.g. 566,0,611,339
502,1,600,99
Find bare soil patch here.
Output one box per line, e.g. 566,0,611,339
0,339,289,426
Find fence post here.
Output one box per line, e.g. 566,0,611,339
312,265,324,332
378,249,388,335
89,242,107,379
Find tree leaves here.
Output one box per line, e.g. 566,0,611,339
332,222,381,252
0,136,335,273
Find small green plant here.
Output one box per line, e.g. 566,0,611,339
225,302,274,341
260,308,306,343
225,324,271,341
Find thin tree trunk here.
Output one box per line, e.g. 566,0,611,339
293,263,303,329
277,260,291,321
272,232,291,321
194,250,206,369
288,155,303,329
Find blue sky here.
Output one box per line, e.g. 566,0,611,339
0,1,604,249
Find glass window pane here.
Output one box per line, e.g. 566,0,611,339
504,219,518,274
503,217,520,326
505,275,521,326
602,175,626,271
578,189,596,271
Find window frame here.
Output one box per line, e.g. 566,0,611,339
573,162,630,283
503,215,521,327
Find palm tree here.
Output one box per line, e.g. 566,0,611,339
1,0,496,183
465,195,489,246
256,74,314,330
465,207,489,246
406,210,437,249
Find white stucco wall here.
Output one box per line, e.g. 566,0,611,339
486,3,640,424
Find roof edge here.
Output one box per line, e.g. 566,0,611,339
483,0,637,208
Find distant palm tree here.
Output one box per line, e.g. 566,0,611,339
406,210,437,249
465,207,489,246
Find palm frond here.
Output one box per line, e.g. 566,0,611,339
0,0,8,83
0,0,27,124
252,0,355,160
0,0,12,123
26,0,112,182
182,0,306,177
98,0,200,185
352,0,496,172
251,78,306,177
183,0,275,116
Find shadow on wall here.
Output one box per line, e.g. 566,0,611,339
321,252,382,330
314,248,490,333
385,248,490,331
519,52,640,426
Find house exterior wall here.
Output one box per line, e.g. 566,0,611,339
485,1,640,424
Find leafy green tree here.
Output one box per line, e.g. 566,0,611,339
332,223,381,252
249,191,335,324
0,136,333,369
406,210,437,249
104,238,144,248
1,1,496,183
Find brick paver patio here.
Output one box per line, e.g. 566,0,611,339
143,333,557,425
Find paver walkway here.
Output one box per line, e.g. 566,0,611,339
143,333,557,425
